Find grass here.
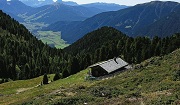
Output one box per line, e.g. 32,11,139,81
0,74,54,95
36,31,69,49
0,69,99,105
0,49,180,104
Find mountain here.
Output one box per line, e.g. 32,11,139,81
0,10,69,80
5,11,24,22
20,0,78,7
0,0,32,15
20,0,54,7
0,0,105,24
64,27,127,55
0,0,33,21
45,1,180,43
135,9,180,37
64,26,180,65
43,21,82,33
82,2,128,11
22,3,104,24
59,1,78,6
0,9,180,104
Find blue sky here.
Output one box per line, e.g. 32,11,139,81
54,0,180,6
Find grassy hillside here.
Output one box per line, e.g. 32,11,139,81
0,49,179,104
0,70,99,105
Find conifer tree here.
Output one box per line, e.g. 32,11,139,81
69,57,80,75
62,69,70,78
43,74,48,84
53,73,61,81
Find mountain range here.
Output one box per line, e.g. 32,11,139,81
19,0,79,7
22,3,104,24
0,0,32,15
44,1,180,43
20,0,54,7
1,0,180,45
82,2,128,11
0,0,127,24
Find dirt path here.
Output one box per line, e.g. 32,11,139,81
16,87,34,94
16,84,41,94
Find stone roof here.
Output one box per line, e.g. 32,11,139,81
89,57,128,73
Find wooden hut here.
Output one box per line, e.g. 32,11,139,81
88,57,128,77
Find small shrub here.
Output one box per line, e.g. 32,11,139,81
0,78,4,84
78,85,86,90
127,91,141,97
90,86,123,98
150,95,177,105
53,95,94,105
53,73,62,81
173,70,180,81
0,78,12,84
134,64,143,69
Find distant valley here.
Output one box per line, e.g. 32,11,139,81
0,0,128,48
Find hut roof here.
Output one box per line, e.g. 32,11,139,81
89,57,128,73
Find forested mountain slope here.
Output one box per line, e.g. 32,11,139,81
0,10,66,80
64,26,180,66
135,9,180,37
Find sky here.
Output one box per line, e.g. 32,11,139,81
54,0,180,6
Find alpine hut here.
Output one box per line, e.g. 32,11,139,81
88,57,129,77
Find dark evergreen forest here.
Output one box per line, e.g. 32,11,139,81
0,10,180,82
0,10,68,80
65,27,180,69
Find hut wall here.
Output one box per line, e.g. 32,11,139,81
91,66,108,77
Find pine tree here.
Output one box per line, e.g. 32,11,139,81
43,74,48,84
62,69,69,78
53,73,62,81
94,49,100,63
69,57,80,75
15,65,21,80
